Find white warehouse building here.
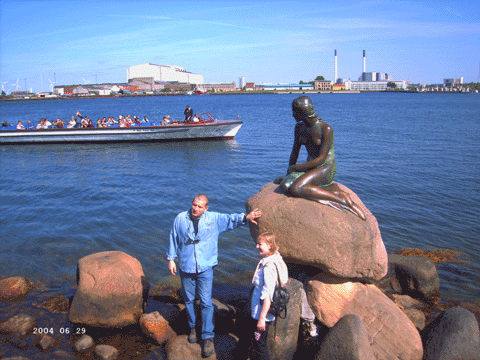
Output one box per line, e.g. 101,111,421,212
344,79,408,91
127,63,204,84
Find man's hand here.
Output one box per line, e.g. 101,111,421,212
168,260,177,276
246,208,262,225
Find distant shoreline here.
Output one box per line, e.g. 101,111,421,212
1,89,476,102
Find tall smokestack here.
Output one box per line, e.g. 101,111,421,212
334,49,338,84
363,50,366,73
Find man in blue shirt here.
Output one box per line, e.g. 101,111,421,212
74,111,84,128
25,120,35,129
167,194,261,357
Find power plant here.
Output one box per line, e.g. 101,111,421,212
333,50,408,90
363,50,366,73
334,49,338,84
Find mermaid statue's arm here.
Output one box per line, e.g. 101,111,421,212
290,123,333,173
287,123,302,173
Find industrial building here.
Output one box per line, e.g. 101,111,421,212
314,81,333,91
239,77,245,89
344,79,408,91
337,50,408,91
202,82,237,92
359,72,393,82
127,64,204,84
444,78,464,87
262,83,314,91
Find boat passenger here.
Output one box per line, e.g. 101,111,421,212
119,118,126,128
184,105,193,122
56,118,64,129
81,117,88,128
86,119,94,128
36,119,45,129
142,116,149,123
44,118,52,128
192,114,200,122
74,112,84,128
67,117,76,128
17,121,26,130
1,121,9,127
25,120,35,129
161,115,171,126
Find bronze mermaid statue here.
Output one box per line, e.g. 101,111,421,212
275,96,366,220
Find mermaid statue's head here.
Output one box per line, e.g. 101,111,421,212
292,96,317,121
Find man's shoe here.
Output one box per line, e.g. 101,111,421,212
202,338,215,357
188,328,197,343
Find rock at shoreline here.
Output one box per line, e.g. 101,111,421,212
165,334,238,360
307,275,423,360
387,254,440,301
139,311,176,346
69,251,149,328
74,334,95,352
246,182,388,281
315,314,375,360
0,314,36,336
391,294,428,330
264,278,303,360
95,344,119,360
0,277,35,302
36,333,60,352
421,307,480,360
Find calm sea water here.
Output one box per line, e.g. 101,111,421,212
1,93,479,303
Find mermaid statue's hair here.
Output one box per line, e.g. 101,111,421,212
292,96,317,119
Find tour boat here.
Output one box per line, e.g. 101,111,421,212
0,113,242,145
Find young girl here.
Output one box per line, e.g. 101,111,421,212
250,231,288,360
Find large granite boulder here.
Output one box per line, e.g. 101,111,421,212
421,307,480,360
69,251,149,328
315,314,375,360
246,182,387,281
307,275,423,360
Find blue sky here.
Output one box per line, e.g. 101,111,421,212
1,0,479,93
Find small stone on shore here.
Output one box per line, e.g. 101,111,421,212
0,277,35,302
0,314,37,336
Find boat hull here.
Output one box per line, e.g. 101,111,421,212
0,121,242,145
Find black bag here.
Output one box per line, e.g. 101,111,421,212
268,262,289,319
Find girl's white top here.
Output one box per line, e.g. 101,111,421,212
251,251,288,321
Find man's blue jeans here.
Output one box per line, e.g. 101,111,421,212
180,267,214,340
